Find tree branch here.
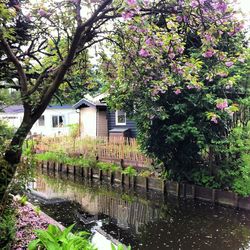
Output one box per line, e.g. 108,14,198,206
0,36,28,94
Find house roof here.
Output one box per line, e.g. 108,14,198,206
73,93,107,109
0,105,73,114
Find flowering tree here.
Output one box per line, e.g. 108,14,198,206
102,0,249,180
0,0,202,203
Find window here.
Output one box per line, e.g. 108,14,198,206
115,110,126,125
52,115,65,128
38,115,45,126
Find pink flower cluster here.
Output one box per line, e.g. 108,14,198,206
122,11,134,20
216,99,228,110
174,88,181,95
38,9,50,18
139,48,150,57
202,49,215,58
225,61,234,67
211,115,218,124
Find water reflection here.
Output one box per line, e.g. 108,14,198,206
29,170,250,250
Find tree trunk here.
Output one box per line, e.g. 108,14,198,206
0,118,33,203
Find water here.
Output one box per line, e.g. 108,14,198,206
28,169,250,250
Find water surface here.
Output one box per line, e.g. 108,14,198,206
29,170,250,250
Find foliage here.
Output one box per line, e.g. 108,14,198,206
138,170,151,178
122,166,137,176
0,120,14,156
36,151,95,168
102,0,249,182
96,162,121,172
19,195,28,206
111,243,131,250
0,200,16,250
28,224,96,250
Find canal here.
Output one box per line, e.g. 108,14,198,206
28,169,250,250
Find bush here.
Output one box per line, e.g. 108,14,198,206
122,166,137,176
0,202,16,250
97,162,121,172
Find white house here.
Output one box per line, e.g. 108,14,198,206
0,105,79,136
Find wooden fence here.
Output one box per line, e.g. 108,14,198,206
34,136,152,168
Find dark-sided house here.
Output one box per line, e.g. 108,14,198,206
73,94,137,138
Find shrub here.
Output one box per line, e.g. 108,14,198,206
0,202,16,250
122,166,137,176
97,162,121,172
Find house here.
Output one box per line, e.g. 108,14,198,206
0,105,79,136
73,94,137,138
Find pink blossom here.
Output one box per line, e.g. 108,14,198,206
202,49,215,58
217,72,228,77
225,61,234,67
211,116,218,124
177,47,184,54
145,37,155,46
216,99,228,110
129,25,137,31
234,23,244,33
190,0,199,8
204,34,213,42
70,0,79,4
122,11,134,20
157,41,164,46
139,48,150,57
168,53,175,60
176,16,182,22
238,57,245,63
38,9,49,17
187,85,194,89
127,0,136,5
213,2,227,12
174,89,181,95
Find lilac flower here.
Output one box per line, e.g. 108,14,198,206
225,61,234,67
139,48,150,57
234,23,244,33
177,47,184,54
122,11,133,20
217,72,228,77
145,37,154,46
204,34,213,42
187,85,194,89
238,57,245,63
176,16,182,23
190,0,199,8
157,41,164,46
202,49,215,58
38,9,49,17
174,89,181,95
211,116,218,124
127,0,136,5
129,25,137,31
216,99,228,110
213,2,227,12
168,53,175,60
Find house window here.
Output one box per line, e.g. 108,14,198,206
52,115,65,128
38,115,45,126
115,110,126,125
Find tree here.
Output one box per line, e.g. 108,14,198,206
101,0,249,181
0,0,185,203
0,0,116,203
